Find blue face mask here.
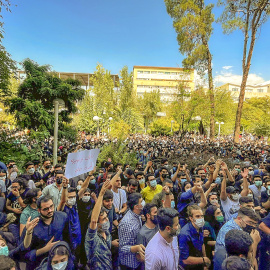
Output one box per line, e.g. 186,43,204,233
90,179,96,185
215,177,221,184
171,201,175,208
0,245,9,256
181,179,187,185
150,180,157,188
52,261,68,270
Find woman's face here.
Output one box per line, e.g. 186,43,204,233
51,254,68,265
214,208,223,218
185,184,191,192
0,239,6,247
77,180,83,186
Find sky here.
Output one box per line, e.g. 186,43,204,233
2,0,270,86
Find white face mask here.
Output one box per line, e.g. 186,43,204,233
82,195,90,203
28,168,35,175
67,197,76,206
0,177,6,181
10,172,17,181
76,185,81,191
194,218,205,228
231,194,239,201
52,261,68,270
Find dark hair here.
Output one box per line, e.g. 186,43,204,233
162,179,173,186
128,179,138,187
0,255,16,270
159,166,168,172
25,161,34,168
204,205,218,224
222,256,251,270
225,229,253,257
135,171,144,178
161,159,168,164
157,208,179,231
145,173,154,182
237,206,261,222
239,196,254,205
68,187,76,193
13,178,29,189
51,244,69,257
143,203,157,218
127,193,142,210
253,174,262,180
90,206,107,221
54,163,63,170
24,188,41,205
37,195,53,209
192,175,201,181
32,160,40,166
187,205,202,217
55,170,64,176
103,190,113,200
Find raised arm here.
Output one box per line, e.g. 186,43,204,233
220,172,227,201
171,163,181,183
57,177,68,211
222,162,235,184
24,217,39,249
213,159,222,181
240,168,249,197
198,185,207,209
78,167,96,199
144,161,153,176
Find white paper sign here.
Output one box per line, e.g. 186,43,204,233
65,149,100,179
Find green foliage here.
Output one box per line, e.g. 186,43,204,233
149,118,179,136
6,59,85,134
97,140,138,168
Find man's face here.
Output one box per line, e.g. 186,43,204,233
116,165,122,171
115,178,121,188
242,202,254,209
128,184,137,193
198,169,206,179
39,199,54,219
103,198,113,210
44,161,51,168
98,211,109,225
160,169,168,178
240,216,258,232
11,183,20,191
149,206,158,220
194,177,203,186
67,191,76,200
167,216,180,237
190,209,204,224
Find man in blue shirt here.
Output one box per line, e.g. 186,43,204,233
178,204,211,270
22,195,69,270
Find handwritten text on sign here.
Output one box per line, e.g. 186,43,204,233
65,149,100,179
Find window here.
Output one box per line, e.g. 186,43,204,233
158,71,164,74
232,88,239,91
143,71,150,74
137,70,143,74
257,88,264,93
151,71,157,74
246,88,253,92
171,72,177,75
165,72,170,75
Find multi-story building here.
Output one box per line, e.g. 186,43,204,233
133,66,195,102
17,70,119,90
219,81,270,101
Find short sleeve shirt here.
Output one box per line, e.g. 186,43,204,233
221,197,241,221
20,205,40,225
111,189,127,210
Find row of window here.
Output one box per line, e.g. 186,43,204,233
231,88,264,93
137,70,188,75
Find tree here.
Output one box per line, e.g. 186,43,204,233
139,90,162,133
0,0,16,100
164,0,216,140
6,59,85,134
218,0,270,143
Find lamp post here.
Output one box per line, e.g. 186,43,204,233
53,98,65,166
108,117,113,135
215,121,224,137
93,116,100,138
171,120,175,133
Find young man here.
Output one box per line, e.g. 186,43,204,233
137,203,159,247
145,207,180,270
85,180,112,270
178,205,211,270
119,193,145,269
141,174,163,204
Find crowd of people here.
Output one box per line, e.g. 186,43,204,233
0,132,270,270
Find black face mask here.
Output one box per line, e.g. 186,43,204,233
108,168,113,173
56,177,62,185
45,165,51,169
243,224,255,234
151,215,158,225
162,174,168,179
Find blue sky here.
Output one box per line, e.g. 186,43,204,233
2,0,270,86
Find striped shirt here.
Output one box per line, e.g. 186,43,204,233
145,231,179,270
119,210,142,268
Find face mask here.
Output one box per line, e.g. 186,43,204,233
185,188,190,192
249,171,254,176
0,177,6,181
10,172,17,181
56,178,62,185
101,220,110,231
67,197,76,206
141,200,146,207
169,225,181,237
162,174,168,179
98,173,103,177
139,178,145,185
82,195,90,202
210,199,218,205
247,193,253,198
45,165,51,169
0,245,9,256
231,194,239,201
216,215,224,223
77,185,81,191
181,179,187,185
242,220,256,234
267,186,270,190
194,218,205,228
108,168,113,173
151,215,158,225
28,168,35,174
215,177,221,184
171,201,175,208
255,180,262,187
150,180,157,188
52,261,68,270
90,179,96,185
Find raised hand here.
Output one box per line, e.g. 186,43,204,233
26,217,39,233
241,168,249,179
43,236,60,253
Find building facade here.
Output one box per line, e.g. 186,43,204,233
133,66,195,102
219,81,270,101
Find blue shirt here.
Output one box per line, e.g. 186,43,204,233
178,222,204,269
215,218,241,252
177,190,194,218
23,211,68,270
119,210,142,268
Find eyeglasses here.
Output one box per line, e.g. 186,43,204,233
41,204,54,212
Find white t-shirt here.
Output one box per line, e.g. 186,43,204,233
111,189,127,210
221,196,241,221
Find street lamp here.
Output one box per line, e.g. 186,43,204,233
171,120,175,133
93,116,100,138
216,121,224,137
53,98,65,166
